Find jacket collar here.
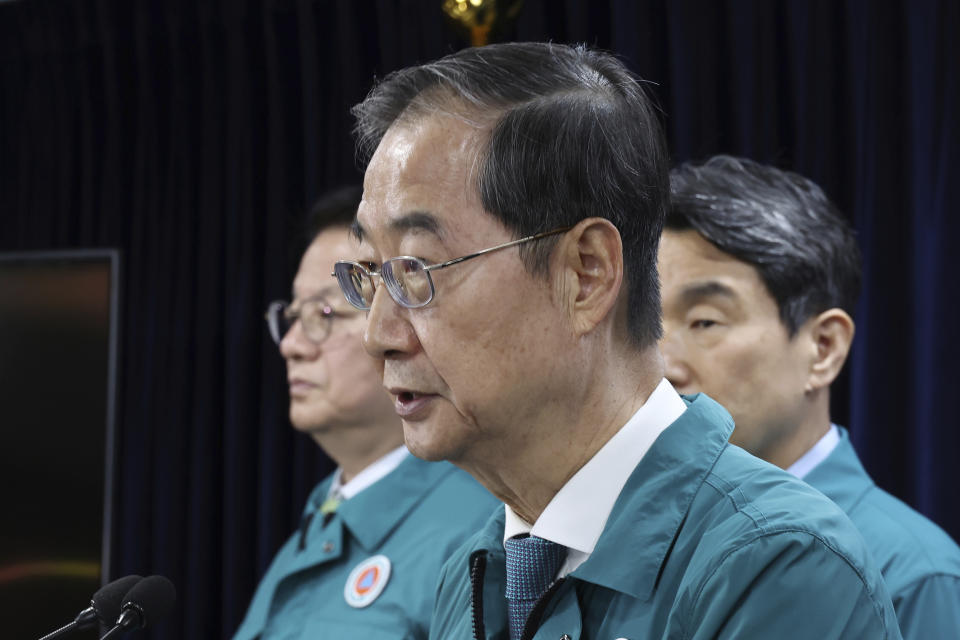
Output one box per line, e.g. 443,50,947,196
802,426,874,513
465,394,734,603
569,394,733,601
288,456,459,574
337,455,458,551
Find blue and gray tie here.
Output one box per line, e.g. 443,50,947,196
504,535,566,640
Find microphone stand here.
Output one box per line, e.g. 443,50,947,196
38,608,98,640
38,622,79,640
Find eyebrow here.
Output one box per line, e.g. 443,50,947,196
352,211,445,244
678,281,738,306
391,211,444,237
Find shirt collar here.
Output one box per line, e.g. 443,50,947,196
477,393,734,601
503,378,687,562
786,424,840,479
327,445,409,501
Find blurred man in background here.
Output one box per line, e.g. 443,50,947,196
661,155,960,638
233,186,497,640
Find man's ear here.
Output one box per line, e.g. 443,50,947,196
806,308,855,392
557,218,624,337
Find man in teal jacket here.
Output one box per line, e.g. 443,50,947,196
661,155,960,638
234,454,496,640
432,395,895,639
336,43,900,639
233,188,498,640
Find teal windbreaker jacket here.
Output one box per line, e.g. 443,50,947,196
234,455,498,640
430,395,901,640
804,427,960,638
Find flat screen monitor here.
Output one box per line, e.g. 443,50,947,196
0,250,119,638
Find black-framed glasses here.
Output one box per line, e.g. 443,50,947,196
264,295,340,345
332,226,571,310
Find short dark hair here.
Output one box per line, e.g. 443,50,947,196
305,184,362,241
667,155,862,335
352,42,669,348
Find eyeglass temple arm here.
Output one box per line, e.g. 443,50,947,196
424,227,572,272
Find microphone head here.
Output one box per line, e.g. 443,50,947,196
90,575,143,623
120,574,177,629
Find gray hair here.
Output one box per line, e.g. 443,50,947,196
352,42,669,348
668,155,861,335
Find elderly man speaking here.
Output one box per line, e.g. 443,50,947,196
333,42,900,639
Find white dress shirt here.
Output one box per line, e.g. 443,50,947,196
327,444,410,501
503,378,688,577
786,424,841,480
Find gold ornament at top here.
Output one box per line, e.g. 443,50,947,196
442,0,525,47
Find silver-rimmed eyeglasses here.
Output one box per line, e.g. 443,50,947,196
264,295,341,345
332,226,571,310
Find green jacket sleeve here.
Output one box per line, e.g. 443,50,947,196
682,532,902,640
893,574,960,639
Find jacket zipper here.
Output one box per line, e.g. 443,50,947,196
470,551,487,640
470,551,567,640
297,511,315,551
520,577,566,640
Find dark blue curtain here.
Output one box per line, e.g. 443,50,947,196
1,1,956,638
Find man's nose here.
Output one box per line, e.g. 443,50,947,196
280,318,320,361
362,286,420,360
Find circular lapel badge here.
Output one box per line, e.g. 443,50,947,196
344,555,392,608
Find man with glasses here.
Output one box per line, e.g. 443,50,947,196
232,186,498,640
337,42,900,639
660,155,960,638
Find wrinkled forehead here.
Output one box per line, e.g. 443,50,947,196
355,115,491,248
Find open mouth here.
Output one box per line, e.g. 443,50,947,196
392,389,436,418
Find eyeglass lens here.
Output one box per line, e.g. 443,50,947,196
267,299,333,344
334,263,377,309
335,259,435,310
383,258,433,307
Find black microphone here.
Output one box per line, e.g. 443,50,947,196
99,575,176,640
37,575,144,640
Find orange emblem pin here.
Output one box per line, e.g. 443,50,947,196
344,555,391,608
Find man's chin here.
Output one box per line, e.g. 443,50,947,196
289,410,332,434
404,444,447,462
402,422,462,463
